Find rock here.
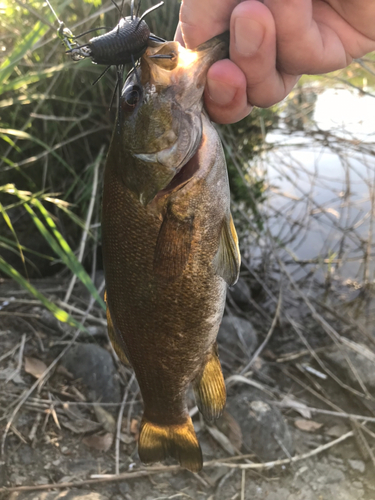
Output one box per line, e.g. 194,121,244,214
352,481,363,489
9,472,26,485
319,483,364,500
10,491,109,500
35,476,49,485
60,344,121,404
118,482,130,495
323,346,375,392
227,392,294,461
288,486,318,500
348,459,365,473
264,488,290,500
18,445,34,465
67,458,98,476
167,470,194,491
227,277,251,309
218,316,258,363
316,464,345,484
350,488,364,499
85,326,107,337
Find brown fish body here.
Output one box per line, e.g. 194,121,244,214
102,33,240,472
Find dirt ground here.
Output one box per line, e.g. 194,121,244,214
1,273,375,500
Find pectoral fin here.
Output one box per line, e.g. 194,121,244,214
105,291,130,366
193,343,226,422
213,213,241,286
153,210,194,282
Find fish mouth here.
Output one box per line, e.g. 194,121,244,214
142,32,229,91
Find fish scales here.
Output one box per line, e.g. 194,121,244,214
103,119,226,414
102,32,240,472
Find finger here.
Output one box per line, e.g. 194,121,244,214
230,1,299,108
179,0,238,48
330,1,375,40
264,0,357,73
174,24,185,46
178,0,252,123
204,59,252,124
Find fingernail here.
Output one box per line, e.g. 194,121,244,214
235,18,264,57
207,79,236,106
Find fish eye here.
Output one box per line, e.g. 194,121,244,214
122,84,142,111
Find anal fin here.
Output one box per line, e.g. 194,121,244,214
193,343,226,422
138,416,202,472
213,213,241,286
105,291,130,366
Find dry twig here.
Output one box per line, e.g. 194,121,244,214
0,431,353,493
116,372,136,475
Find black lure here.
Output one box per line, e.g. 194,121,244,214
67,0,165,67
47,0,166,128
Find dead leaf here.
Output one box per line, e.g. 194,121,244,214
56,364,74,379
280,395,312,419
82,432,113,452
93,403,116,433
24,357,47,379
61,418,102,434
295,419,323,432
216,411,242,451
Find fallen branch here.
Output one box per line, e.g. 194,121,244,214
0,431,353,493
0,467,178,494
215,431,353,469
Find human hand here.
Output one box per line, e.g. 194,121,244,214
176,0,375,124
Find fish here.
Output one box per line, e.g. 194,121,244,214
101,31,241,472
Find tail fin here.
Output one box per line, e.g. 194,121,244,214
138,416,203,472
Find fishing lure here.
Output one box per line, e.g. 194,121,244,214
46,0,165,122
67,0,165,67
46,0,165,79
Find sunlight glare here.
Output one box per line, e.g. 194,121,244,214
178,46,198,69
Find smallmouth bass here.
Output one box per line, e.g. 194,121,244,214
102,32,241,472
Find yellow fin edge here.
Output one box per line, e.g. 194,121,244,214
213,213,241,286
193,345,226,422
138,417,202,472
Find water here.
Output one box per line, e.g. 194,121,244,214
263,86,375,284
